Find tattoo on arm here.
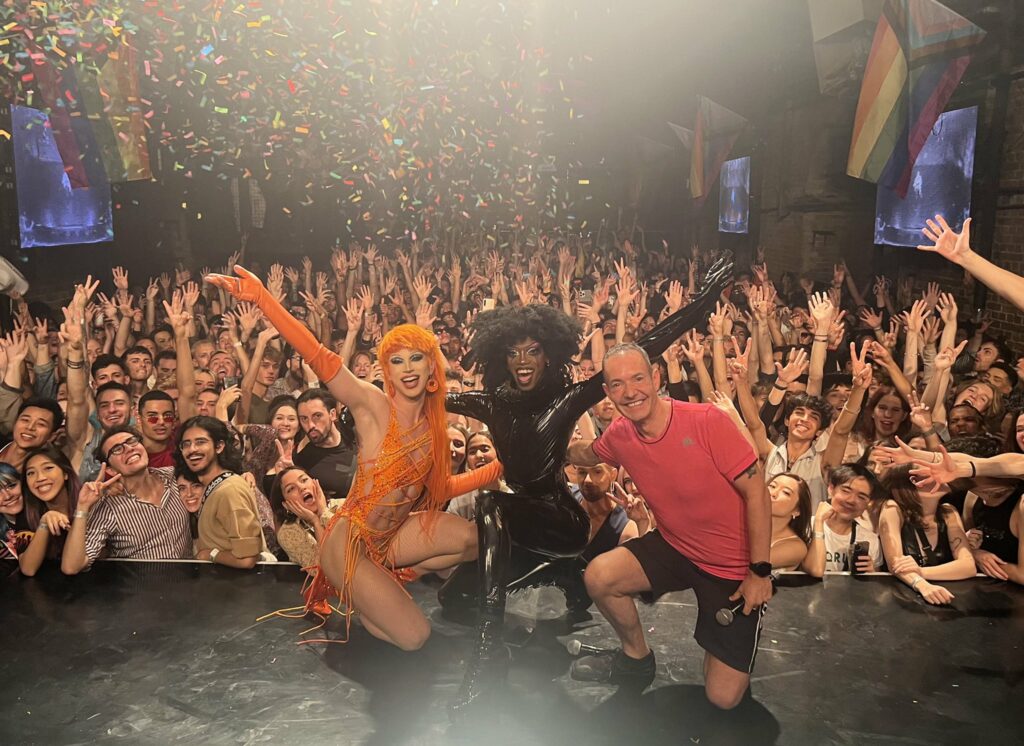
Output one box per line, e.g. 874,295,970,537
737,462,758,481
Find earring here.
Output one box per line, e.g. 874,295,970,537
425,377,439,393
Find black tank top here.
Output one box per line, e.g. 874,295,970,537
900,512,953,567
972,486,1022,563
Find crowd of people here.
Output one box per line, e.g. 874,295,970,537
2,212,1023,707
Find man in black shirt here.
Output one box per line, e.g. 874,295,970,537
294,389,356,501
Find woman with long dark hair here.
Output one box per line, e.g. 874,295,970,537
767,473,812,571
18,445,82,576
269,466,341,568
879,465,975,605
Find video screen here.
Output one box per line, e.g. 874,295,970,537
719,156,750,234
11,105,113,249
874,106,977,248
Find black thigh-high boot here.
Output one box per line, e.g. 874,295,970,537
450,491,512,716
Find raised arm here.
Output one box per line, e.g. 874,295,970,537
920,215,1024,314
206,265,380,418
165,293,197,421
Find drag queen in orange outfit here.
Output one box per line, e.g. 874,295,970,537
207,266,500,650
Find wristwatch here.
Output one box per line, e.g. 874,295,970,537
749,561,772,578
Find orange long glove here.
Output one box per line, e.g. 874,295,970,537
205,265,342,383
447,460,503,497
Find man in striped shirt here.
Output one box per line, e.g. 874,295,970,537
61,425,193,574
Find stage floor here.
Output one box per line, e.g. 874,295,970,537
1,562,1022,745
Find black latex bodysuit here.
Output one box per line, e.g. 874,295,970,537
441,256,734,630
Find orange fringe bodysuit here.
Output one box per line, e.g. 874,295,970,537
206,265,501,640
302,412,502,638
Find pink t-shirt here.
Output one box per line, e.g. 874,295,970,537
593,399,756,581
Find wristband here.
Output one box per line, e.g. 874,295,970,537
67,359,85,369
813,532,825,540
910,576,924,592
969,461,977,478
74,510,90,519
921,426,937,437
209,548,220,563
36,522,49,533
814,335,828,342
772,382,789,391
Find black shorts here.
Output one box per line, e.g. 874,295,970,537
623,530,765,674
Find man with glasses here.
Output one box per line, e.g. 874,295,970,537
61,425,192,574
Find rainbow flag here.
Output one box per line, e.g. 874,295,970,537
98,40,151,182
847,0,986,196
689,96,747,204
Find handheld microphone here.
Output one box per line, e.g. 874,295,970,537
566,639,613,656
716,573,779,626
715,601,745,626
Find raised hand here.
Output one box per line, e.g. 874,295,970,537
343,298,364,332
921,282,941,313
112,266,129,292
78,464,123,512
933,339,969,371
859,306,884,331
775,347,809,385
680,329,705,365
919,215,973,265
163,291,190,333
415,300,437,329
356,285,374,312
937,290,958,323
847,341,873,391
922,316,942,347
808,292,835,334
205,265,269,304
663,280,684,314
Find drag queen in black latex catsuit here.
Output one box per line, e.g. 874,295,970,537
445,255,733,710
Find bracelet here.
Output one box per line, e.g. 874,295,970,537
814,335,828,342
232,341,243,348
67,359,85,369
36,522,49,533
969,461,977,478
813,532,825,540
209,548,220,563
921,426,937,437
73,510,90,519
841,406,861,417
910,576,924,592
932,451,941,464
712,337,726,343
772,382,789,391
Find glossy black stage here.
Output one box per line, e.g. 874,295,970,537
2,561,1022,745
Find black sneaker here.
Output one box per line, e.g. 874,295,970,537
570,649,656,689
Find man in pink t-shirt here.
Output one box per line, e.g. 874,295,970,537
567,344,772,711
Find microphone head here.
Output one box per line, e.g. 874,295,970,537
715,608,734,626
566,639,582,656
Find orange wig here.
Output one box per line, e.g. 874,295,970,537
377,324,452,511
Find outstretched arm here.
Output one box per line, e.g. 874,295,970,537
634,255,733,362
920,215,1024,314
206,265,379,417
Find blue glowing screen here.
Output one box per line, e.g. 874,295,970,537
11,104,113,248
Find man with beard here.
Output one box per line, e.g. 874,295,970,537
61,425,192,573
294,388,357,501
176,415,266,568
440,255,733,712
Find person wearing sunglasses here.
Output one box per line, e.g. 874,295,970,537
61,425,192,574
138,391,180,469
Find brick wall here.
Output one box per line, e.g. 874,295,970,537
753,75,1024,353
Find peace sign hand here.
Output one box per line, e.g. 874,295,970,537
607,482,651,531
78,464,123,511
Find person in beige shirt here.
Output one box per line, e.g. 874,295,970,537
175,415,266,568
